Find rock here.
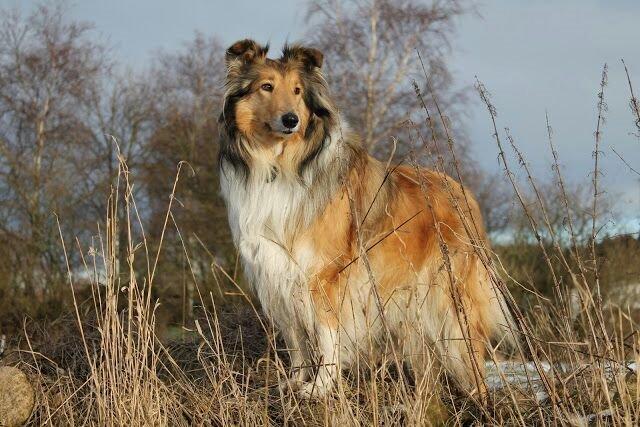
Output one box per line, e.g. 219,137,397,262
0,366,35,427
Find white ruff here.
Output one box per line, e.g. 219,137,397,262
219,125,345,330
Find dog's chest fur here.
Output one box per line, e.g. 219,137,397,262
221,175,305,305
219,154,339,326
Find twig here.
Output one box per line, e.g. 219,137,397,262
546,113,590,285
611,147,640,176
505,128,568,311
545,112,600,345
337,209,423,274
475,78,563,411
590,64,608,311
621,59,640,138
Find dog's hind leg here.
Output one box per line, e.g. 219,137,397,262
404,337,439,394
438,317,488,401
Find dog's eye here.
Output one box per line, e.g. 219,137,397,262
294,87,301,95
261,83,273,92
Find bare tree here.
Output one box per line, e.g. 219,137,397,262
145,33,228,252
307,0,470,161
0,3,107,303
140,34,232,324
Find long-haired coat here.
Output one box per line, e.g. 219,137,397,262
218,39,516,398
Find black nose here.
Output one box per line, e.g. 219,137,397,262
281,112,299,129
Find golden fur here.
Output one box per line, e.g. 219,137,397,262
218,39,515,398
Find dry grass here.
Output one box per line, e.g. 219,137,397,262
1,63,639,426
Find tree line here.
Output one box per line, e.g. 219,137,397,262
1,0,623,334
0,1,479,332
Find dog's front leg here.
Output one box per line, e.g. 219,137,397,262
298,323,339,399
278,322,312,392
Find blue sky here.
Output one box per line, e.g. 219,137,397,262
453,0,640,231
3,0,640,230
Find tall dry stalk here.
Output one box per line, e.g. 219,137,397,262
11,62,640,427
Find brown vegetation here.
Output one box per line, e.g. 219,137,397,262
0,1,638,425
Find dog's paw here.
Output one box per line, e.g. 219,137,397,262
297,380,331,399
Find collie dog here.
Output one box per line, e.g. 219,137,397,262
218,39,516,398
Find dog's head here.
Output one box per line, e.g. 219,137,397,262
220,39,335,172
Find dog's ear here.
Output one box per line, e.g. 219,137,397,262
225,39,268,67
299,47,323,69
282,45,323,70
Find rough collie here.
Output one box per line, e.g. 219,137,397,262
218,39,516,398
